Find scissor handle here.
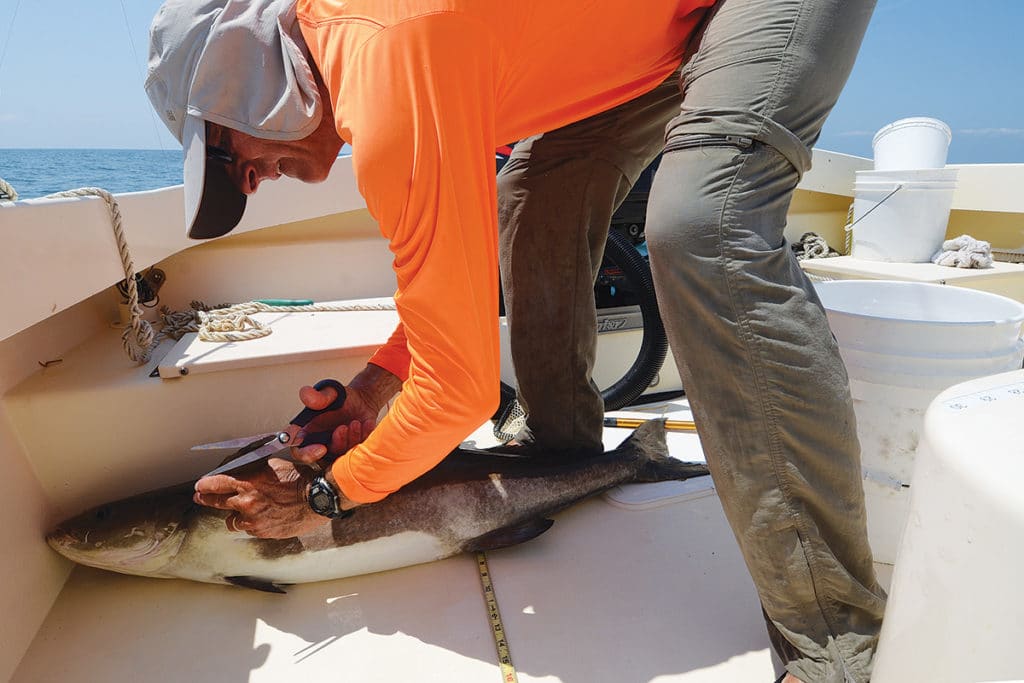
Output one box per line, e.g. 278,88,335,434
290,378,348,429
291,429,333,449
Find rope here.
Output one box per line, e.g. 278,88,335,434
44,188,156,364
156,299,397,344
792,232,838,261
156,301,227,343
843,201,855,255
17,182,397,361
0,177,17,202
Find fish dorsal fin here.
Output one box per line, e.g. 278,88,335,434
463,518,554,553
225,575,288,594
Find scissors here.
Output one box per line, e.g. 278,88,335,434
192,378,347,477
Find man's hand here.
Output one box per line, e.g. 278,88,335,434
286,364,403,464
194,458,329,539
193,364,399,537
286,383,379,464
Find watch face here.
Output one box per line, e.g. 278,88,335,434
311,490,332,512
309,477,341,517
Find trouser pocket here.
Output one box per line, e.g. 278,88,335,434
662,133,754,155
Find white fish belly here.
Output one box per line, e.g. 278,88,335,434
176,530,451,585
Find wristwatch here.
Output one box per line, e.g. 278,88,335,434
308,475,354,519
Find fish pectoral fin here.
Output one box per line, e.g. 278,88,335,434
225,575,288,594
464,518,555,552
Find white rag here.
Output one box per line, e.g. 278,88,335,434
932,234,993,269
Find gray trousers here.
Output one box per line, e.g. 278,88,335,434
497,1,886,680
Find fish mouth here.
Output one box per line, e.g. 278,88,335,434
46,524,186,572
46,528,88,557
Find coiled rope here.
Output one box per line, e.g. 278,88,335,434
792,231,838,261
158,299,397,344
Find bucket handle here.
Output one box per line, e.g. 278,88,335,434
843,183,903,249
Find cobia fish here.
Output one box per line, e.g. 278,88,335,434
47,420,708,592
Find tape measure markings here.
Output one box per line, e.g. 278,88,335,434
476,552,518,683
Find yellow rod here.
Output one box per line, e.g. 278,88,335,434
602,417,697,432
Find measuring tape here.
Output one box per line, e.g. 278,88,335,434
476,552,518,683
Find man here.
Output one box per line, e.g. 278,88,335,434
146,0,885,680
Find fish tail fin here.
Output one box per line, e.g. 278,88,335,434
617,419,710,482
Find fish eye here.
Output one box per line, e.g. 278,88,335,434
95,506,112,521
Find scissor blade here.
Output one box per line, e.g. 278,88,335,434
202,438,289,477
191,433,279,451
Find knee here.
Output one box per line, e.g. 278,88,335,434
644,149,732,259
644,144,797,259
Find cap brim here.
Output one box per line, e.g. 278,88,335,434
182,116,247,240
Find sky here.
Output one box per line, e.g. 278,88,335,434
0,0,1021,164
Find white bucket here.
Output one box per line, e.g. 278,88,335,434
840,341,1024,386
850,170,958,262
872,117,952,170
815,280,1024,565
872,370,1024,683
819,279,1024,356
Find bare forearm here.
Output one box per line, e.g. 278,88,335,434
349,362,403,413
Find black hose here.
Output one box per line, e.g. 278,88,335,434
599,228,668,410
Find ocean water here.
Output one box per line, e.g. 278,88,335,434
0,149,183,199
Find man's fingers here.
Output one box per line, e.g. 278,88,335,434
348,420,362,447
299,384,338,411
195,490,246,510
330,419,372,454
292,442,328,464
195,476,259,511
195,474,247,496
330,424,351,453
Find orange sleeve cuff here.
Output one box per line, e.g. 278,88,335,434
330,449,389,504
368,323,410,381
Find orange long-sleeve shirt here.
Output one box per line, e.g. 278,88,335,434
295,0,714,503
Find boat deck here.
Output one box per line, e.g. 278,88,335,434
14,407,793,683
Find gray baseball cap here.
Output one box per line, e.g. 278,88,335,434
145,0,322,239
